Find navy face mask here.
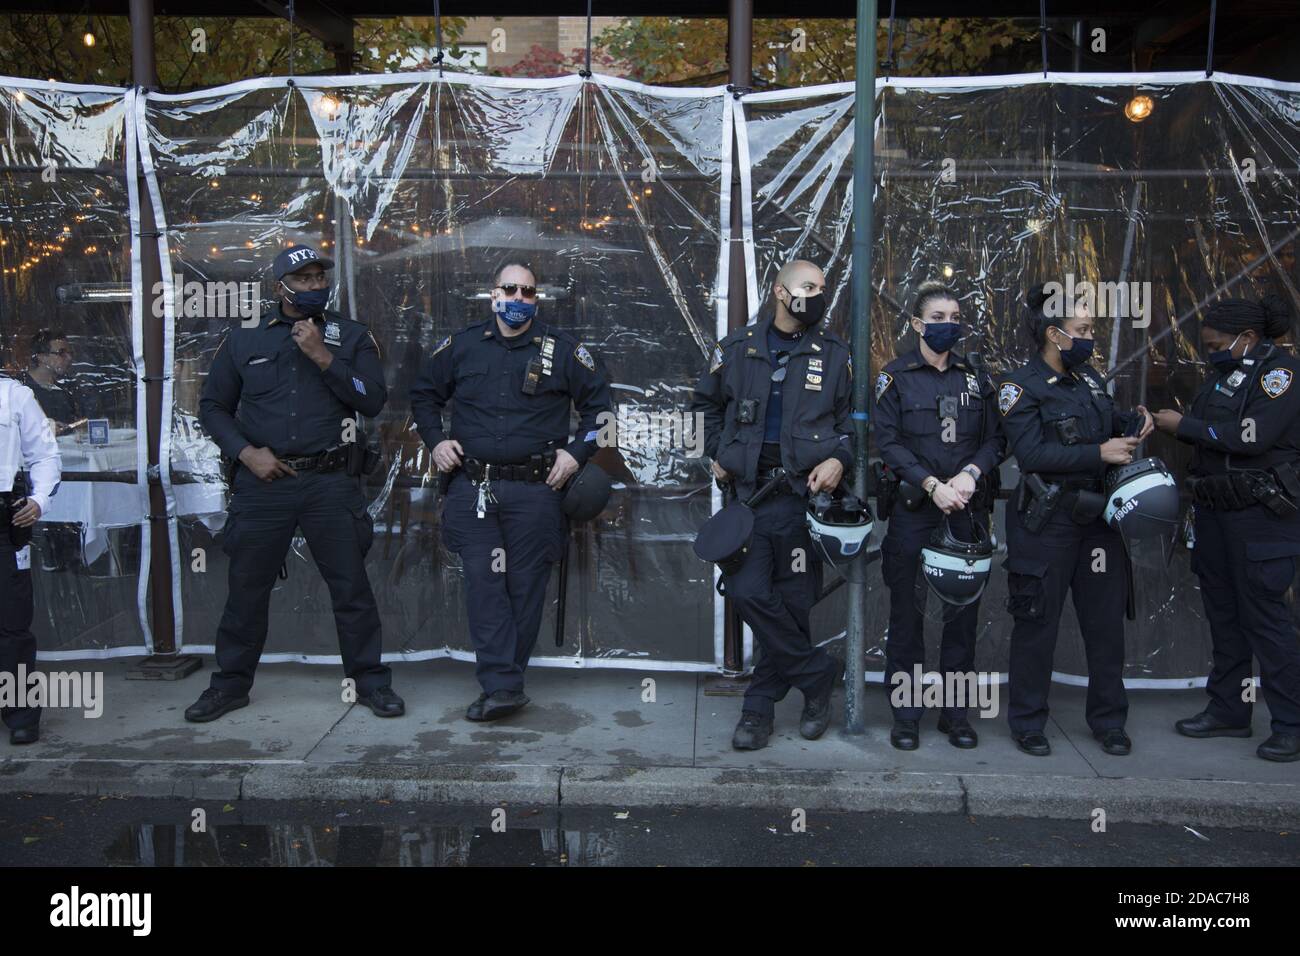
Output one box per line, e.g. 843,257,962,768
282,283,330,316
920,321,963,354
1207,334,1243,374
1052,329,1095,368
496,299,537,329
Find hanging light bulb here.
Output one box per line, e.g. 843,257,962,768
1124,95,1154,123
83,22,96,48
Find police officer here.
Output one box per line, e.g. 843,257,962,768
874,281,1005,750
185,244,404,722
692,259,851,751
0,371,61,744
1154,296,1300,762
411,261,611,722
997,283,1152,757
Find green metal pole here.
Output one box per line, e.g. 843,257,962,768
844,0,878,735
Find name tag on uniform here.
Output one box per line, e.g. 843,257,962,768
324,320,343,347
247,356,271,365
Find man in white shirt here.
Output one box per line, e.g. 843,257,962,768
0,373,62,744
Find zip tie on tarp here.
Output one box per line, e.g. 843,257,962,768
433,0,444,76
578,0,594,78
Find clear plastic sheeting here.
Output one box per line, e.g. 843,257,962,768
740,73,1300,684
140,74,729,666
0,80,147,658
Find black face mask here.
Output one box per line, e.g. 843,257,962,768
783,288,827,327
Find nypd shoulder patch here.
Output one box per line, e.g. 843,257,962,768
709,344,724,373
575,344,596,372
1261,367,1293,399
432,335,451,357
875,371,893,400
998,382,1024,416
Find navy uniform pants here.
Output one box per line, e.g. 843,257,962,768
722,492,836,718
881,505,981,721
210,467,391,697
0,520,38,731
1192,504,1300,735
442,472,567,695
1004,504,1128,735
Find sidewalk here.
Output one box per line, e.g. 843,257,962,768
2,660,1297,830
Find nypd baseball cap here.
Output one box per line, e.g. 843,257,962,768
273,244,334,281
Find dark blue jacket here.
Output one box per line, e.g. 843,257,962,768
410,318,611,466
199,305,386,459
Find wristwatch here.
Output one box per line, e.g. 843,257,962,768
961,465,981,482
922,476,940,497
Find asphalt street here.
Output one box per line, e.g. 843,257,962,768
0,794,1295,867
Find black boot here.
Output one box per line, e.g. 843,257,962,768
1175,710,1251,738
937,715,978,749
357,686,405,717
890,719,920,751
732,710,773,751
1257,733,1300,762
184,688,250,723
799,658,844,740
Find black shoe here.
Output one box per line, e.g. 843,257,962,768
1257,732,1300,762
890,719,920,751
732,710,773,751
465,693,490,722
1175,710,1252,739
1094,728,1132,756
9,727,39,745
937,715,978,749
184,688,250,723
800,658,844,740
1014,731,1051,756
479,689,530,721
357,686,405,718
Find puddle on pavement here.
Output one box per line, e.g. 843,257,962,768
103,823,622,866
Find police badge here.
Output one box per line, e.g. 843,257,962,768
1262,367,1293,399
998,382,1024,415
323,320,342,347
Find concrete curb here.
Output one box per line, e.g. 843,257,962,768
2,759,1298,829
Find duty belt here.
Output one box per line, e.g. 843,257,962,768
1188,469,1299,516
280,446,349,473
464,454,555,484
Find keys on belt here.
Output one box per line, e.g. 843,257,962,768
463,454,556,520
463,455,554,484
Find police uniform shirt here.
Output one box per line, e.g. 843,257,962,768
692,313,854,490
0,376,62,515
199,305,387,459
873,348,1004,488
1176,343,1300,476
996,354,1139,479
410,319,612,466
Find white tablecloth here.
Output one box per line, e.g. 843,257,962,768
40,430,143,566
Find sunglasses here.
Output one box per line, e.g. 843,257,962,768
771,351,791,383
498,284,537,298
